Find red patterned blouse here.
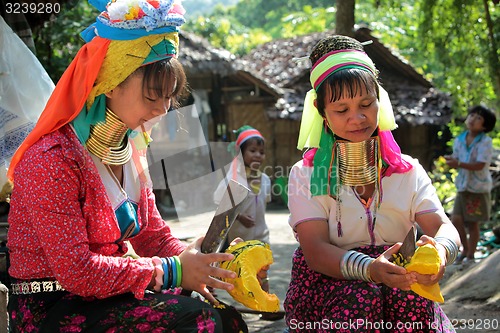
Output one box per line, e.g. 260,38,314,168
8,125,186,299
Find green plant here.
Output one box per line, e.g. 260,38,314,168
428,155,458,213
33,0,97,82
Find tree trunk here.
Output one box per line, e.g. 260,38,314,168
335,0,355,37
483,0,500,98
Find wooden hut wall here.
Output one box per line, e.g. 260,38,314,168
272,119,302,175
393,124,445,171
225,101,274,173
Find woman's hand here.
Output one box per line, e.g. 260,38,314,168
413,235,446,285
229,237,244,246
369,243,417,291
178,237,237,304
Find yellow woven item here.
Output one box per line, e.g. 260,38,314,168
405,244,444,303
86,33,179,109
220,240,280,312
0,180,13,202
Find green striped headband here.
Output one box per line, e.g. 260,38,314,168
298,49,396,150
310,49,377,90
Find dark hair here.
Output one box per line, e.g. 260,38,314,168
468,105,497,133
310,35,380,117
137,57,188,108
240,137,265,153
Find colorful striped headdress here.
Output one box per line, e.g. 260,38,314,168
226,125,265,156
235,125,265,148
297,38,413,198
298,48,396,150
8,0,186,181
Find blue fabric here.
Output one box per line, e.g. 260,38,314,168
115,200,140,239
454,130,493,193
89,0,107,12
72,94,106,144
81,0,183,42
81,21,179,43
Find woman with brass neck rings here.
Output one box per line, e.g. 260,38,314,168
6,1,247,332
284,35,460,332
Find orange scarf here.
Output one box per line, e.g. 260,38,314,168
7,37,110,181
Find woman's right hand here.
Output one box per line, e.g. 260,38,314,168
178,237,237,304
369,243,417,291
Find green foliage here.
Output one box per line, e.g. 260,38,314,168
189,7,268,55
413,0,498,113
279,6,336,39
492,131,500,149
186,2,335,54
359,0,499,145
32,0,498,135
33,1,97,82
359,1,498,113
229,0,334,30
428,156,458,213
183,0,239,19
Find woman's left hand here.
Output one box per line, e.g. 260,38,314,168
370,243,417,290
413,235,446,285
178,237,237,304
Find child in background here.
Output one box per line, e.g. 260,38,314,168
445,105,497,265
215,125,283,320
225,126,271,247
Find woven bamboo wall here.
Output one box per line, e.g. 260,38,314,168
226,102,302,180
226,101,273,169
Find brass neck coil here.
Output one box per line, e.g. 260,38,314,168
86,108,132,165
336,137,378,186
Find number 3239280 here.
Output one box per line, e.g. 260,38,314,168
451,318,498,330
5,2,61,14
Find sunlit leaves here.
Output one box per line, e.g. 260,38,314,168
33,0,97,81
428,156,458,212
280,6,335,38
33,0,498,121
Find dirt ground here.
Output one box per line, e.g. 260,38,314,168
439,251,500,333
166,204,500,333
